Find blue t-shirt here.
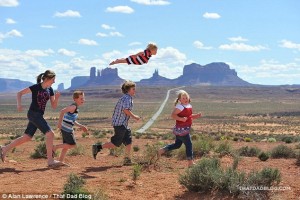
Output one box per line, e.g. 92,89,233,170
29,83,54,114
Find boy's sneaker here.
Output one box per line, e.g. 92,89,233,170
92,144,102,159
123,157,133,166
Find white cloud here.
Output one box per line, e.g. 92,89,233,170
78,39,98,46
279,40,300,51
96,32,108,37
0,0,19,7
6,18,16,24
106,6,134,14
203,12,221,19
193,40,212,50
102,50,122,60
228,36,248,42
130,0,170,6
101,24,115,30
25,49,54,57
129,42,142,46
219,43,267,52
0,29,22,42
58,48,76,57
110,31,124,37
40,25,56,29
54,10,81,18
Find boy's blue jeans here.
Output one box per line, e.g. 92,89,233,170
163,134,193,160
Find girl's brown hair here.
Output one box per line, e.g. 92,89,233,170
174,90,191,106
121,80,136,94
36,70,56,83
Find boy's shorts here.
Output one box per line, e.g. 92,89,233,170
61,129,76,145
25,110,52,137
111,125,132,147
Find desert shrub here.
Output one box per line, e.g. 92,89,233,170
30,142,47,159
191,134,199,141
270,145,295,159
281,136,293,144
258,152,269,161
267,138,276,143
295,143,300,149
67,144,85,156
134,143,160,168
244,137,252,142
233,137,239,142
179,157,281,198
135,132,142,139
238,146,261,157
161,133,175,140
109,144,124,157
81,132,88,138
62,173,90,199
132,164,142,181
92,130,105,139
34,135,45,142
133,145,140,152
215,141,232,157
91,188,109,200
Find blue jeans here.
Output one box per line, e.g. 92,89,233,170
163,134,193,160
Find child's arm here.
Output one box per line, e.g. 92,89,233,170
17,88,31,111
171,108,187,122
191,113,202,119
74,121,88,132
50,91,61,109
123,109,140,121
57,105,76,129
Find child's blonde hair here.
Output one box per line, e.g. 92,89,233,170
73,91,84,99
121,80,136,94
174,90,191,106
147,43,158,51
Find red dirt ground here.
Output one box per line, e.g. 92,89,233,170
1,137,300,200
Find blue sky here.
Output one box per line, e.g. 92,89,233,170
0,0,300,88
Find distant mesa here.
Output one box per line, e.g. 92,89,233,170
57,83,65,91
69,62,251,89
0,78,33,93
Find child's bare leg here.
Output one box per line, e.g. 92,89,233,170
124,144,132,158
45,131,58,165
102,142,116,149
158,148,166,157
109,58,127,65
59,144,75,162
1,134,31,161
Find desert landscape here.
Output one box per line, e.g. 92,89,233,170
0,86,300,200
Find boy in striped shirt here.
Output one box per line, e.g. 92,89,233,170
53,91,88,163
109,43,158,66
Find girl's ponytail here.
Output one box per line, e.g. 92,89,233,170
36,73,44,83
174,98,179,106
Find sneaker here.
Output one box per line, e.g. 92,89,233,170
123,157,133,166
47,160,63,168
92,144,101,159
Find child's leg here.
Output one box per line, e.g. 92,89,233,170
102,142,116,149
182,134,194,167
1,134,32,161
59,144,75,162
159,136,183,156
109,58,127,65
45,131,57,165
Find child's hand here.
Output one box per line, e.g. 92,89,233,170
133,115,141,121
195,113,202,119
81,125,88,132
181,117,187,122
55,91,61,99
17,105,23,112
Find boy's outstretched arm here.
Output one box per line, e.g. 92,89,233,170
57,105,76,129
74,121,88,132
123,109,140,121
